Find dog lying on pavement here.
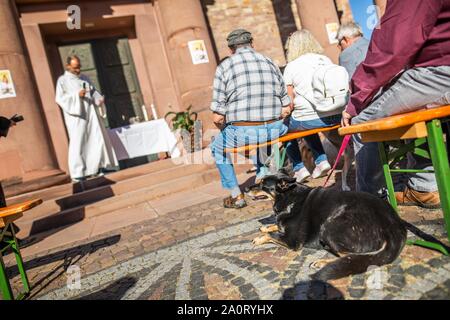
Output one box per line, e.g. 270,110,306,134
248,171,446,281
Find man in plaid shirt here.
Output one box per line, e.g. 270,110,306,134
210,29,291,209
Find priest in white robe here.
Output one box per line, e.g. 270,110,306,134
56,55,118,181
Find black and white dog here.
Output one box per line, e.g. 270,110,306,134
249,171,446,281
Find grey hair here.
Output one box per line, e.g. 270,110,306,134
66,55,80,65
336,22,364,42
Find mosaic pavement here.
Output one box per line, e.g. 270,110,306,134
36,213,450,300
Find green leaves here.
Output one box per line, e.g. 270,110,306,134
164,105,198,132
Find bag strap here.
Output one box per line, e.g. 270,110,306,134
323,134,351,188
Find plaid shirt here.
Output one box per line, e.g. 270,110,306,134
210,47,290,123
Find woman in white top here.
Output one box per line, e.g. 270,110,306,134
283,30,342,183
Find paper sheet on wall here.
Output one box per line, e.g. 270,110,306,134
188,40,210,65
0,70,16,99
326,23,340,45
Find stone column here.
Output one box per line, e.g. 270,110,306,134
295,0,341,63
0,0,57,180
156,0,217,118
374,0,387,18
21,24,69,173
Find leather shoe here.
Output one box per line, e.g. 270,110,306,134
395,186,441,209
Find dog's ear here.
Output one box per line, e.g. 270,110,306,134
276,179,297,193
277,169,296,184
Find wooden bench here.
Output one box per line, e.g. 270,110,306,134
339,105,450,254
0,199,42,300
225,125,341,170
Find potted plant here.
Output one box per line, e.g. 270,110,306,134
165,105,202,153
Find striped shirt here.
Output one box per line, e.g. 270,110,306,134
210,47,290,123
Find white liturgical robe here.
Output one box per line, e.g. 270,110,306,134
56,71,118,179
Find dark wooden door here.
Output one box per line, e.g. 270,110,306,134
93,38,144,128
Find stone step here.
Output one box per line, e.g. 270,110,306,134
16,166,249,238
3,172,71,199
16,171,256,259
7,156,182,205
17,163,212,224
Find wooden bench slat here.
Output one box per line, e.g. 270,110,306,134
0,199,43,219
338,105,450,136
361,122,428,143
226,125,340,153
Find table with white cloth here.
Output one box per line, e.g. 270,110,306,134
107,119,181,161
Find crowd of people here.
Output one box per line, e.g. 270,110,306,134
210,0,450,210
48,1,449,211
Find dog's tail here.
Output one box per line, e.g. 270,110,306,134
401,220,450,251
311,241,400,282
312,221,449,281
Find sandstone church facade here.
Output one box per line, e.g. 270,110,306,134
0,0,385,186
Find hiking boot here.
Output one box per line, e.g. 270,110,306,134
395,186,441,209
294,167,311,183
223,194,247,209
312,160,332,179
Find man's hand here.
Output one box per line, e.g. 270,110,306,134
281,105,293,119
341,110,353,127
213,113,226,130
79,89,86,98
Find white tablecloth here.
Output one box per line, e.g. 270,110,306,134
108,119,181,161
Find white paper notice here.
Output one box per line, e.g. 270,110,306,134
0,70,16,99
188,40,210,65
325,23,340,45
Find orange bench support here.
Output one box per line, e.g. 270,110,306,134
225,125,340,154
339,105,450,136
222,124,341,171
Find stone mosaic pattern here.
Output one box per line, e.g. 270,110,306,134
36,214,450,300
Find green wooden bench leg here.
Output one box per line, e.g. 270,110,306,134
273,143,282,170
0,256,13,300
280,147,287,171
378,142,398,212
11,240,30,295
0,225,31,300
427,119,450,242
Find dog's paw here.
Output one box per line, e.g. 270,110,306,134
259,225,279,233
252,235,270,246
310,259,334,270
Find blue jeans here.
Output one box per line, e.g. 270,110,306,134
285,115,342,172
210,120,288,190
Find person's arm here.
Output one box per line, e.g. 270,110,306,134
346,0,442,117
278,64,292,118
55,78,84,117
82,76,104,105
287,85,295,110
210,66,227,128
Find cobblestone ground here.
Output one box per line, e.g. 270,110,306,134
4,184,450,300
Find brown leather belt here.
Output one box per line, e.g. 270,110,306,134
231,119,279,127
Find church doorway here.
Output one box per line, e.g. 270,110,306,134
57,37,156,169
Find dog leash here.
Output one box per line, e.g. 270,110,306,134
323,134,351,188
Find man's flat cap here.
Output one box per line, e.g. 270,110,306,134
227,29,253,47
